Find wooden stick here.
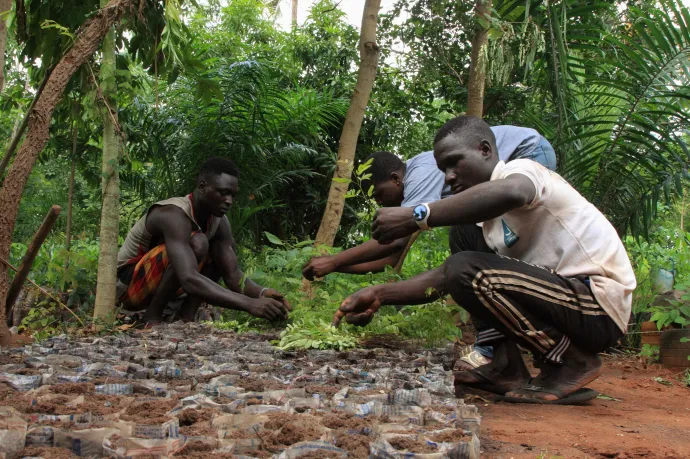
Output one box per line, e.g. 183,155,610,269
5,205,61,316
393,230,421,274
0,255,84,326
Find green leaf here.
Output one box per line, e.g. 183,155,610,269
264,232,284,246
680,337,690,343
332,177,351,184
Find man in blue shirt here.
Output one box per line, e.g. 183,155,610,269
302,125,556,369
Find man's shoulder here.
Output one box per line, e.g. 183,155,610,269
147,203,192,232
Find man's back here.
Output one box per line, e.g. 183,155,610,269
401,126,553,208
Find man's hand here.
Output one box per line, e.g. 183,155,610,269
332,287,382,327
262,288,292,311
245,298,289,321
302,256,338,281
372,207,419,245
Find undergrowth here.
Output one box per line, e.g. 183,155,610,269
213,228,464,349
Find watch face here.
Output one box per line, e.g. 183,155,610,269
413,205,428,221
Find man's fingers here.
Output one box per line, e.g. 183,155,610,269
270,299,288,318
339,297,355,313
282,297,292,311
331,310,345,327
345,310,373,326
302,265,314,281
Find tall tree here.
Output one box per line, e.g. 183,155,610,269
291,0,298,28
466,0,492,118
314,0,381,247
0,0,133,346
92,0,120,323
0,0,10,93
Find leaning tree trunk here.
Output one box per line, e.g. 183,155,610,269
92,0,120,324
466,0,492,118
0,0,133,346
0,0,11,93
313,0,381,247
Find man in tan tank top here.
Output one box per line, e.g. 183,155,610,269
116,157,290,327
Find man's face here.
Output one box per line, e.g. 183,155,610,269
434,133,495,194
372,173,404,207
199,173,239,217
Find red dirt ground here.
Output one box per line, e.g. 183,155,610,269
471,355,690,458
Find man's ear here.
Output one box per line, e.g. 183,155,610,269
390,171,403,185
480,140,493,158
198,179,207,191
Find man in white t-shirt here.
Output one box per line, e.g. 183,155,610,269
332,116,636,404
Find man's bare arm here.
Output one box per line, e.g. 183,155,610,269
302,236,409,280
212,218,291,312
148,207,286,319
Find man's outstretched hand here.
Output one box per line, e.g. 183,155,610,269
332,287,382,327
245,288,290,321
302,256,337,281
372,207,419,245
262,288,292,311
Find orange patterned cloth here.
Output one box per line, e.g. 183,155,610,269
119,243,206,309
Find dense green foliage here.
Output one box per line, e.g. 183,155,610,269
2,0,690,351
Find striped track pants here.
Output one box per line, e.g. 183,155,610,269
443,251,623,363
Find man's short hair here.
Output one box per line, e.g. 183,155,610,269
434,115,496,147
362,151,405,189
198,157,239,183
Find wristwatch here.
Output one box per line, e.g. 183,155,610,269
413,203,431,230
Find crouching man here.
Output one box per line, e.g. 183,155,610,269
116,157,290,327
333,116,635,404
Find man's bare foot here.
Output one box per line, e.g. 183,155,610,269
454,340,530,395
505,343,602,401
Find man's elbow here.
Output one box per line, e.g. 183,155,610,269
178,273,202,296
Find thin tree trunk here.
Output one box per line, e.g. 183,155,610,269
92,0,120,324
466,0,492,118
0,0,11,93
313,0,381,247
0,0,133,346
291,0,298,29
66,117,77,253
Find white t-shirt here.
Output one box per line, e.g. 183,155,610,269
481,160,636,332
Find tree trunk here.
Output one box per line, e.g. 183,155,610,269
291,0,298,29
0,0,133,346
313,0,381,247
92,0,120,324
466,0,492,118
0,0,11,93
66,132,77,253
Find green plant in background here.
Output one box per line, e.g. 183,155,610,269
19,298,64,342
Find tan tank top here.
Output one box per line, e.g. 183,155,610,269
117,194,222,269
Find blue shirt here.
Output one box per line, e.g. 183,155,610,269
400,126,550,208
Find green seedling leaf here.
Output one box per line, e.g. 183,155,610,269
680,337,690,343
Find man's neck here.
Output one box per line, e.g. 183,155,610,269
191,191,211,229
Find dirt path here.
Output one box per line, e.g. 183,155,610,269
473,356,690,458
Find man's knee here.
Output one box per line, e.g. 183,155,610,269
444,251,487,291
189,233,209,262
